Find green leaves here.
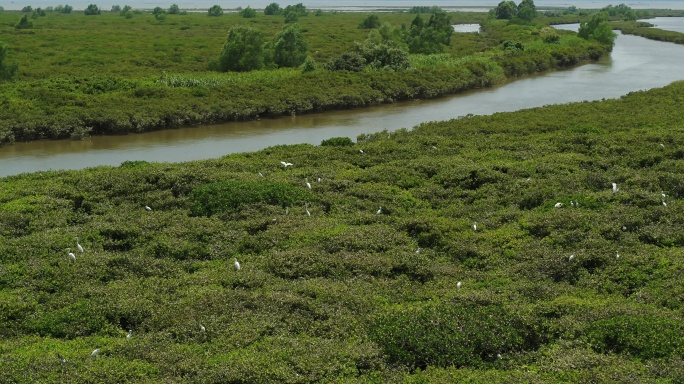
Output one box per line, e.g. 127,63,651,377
219,26,266,72
190,180,312,216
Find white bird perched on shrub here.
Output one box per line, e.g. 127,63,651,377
473,222,477,231
554,202,563,208
200,325,206,332
305,178,311,189
234,258,241,271
305,204,311,216
91,348,100,357
569,254,575,261
457,281,462,289
75,237,84,253
376,206,382,215
127,330,133,339
259,172,264,177
145,205,152,211
615,251,620,259
280,161,293,168
67,248,76,262
359,149,364,154
612,182,619,194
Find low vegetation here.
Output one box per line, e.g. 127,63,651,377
1,79,684,382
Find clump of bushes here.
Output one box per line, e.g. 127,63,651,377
191,180,311,216
370,302,536,370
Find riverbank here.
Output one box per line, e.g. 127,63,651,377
0,11,607,144
612,20,684,44
1,80,683,382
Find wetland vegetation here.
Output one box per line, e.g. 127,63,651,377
2,3,684,382
1,78,684,382
0,4,614,144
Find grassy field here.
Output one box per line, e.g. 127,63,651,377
1,77,683,382
0,9,609,144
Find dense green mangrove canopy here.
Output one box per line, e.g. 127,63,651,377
1,80,684,382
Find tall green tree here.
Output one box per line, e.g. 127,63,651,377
272,23,308,68
208,4,223,16
578,12,616,46
168,4,180,14
264,2,281,15
494,1,517,19
240,6,256,18
84,4,101,15
404,11,453,54
218,26,265,72
517,0,537,21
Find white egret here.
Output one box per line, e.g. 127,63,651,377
127,329,133,339
662,201,667,207
145,205,152,211
660,143,665,148
376,206,382,215
456,281,462,289
554,202,563,208
615,251,620,259
612,182,618,194
67,248,76,262
473,222,477,231
416,248,421,254
497,353,502,360
75,237,84,253
259,172,264,177
200,325,206,332
305,204,311,216
285,207,289,215
622,226,627,231
661,191,667,199
305,178,311,189
280,161,293,168
575,200,579,207
568,254,575,261
317,177,321,183
359,149,364,154
234,258,241,271
91,348,100,357
57,354,67,363
570,201,574,207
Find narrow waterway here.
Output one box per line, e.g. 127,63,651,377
2,20,684,177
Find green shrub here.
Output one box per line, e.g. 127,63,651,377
15,14,33,29
371,302,534,370
239,6,256,18
191,180,311,216
586,314,684,359
321,137,353,147
359,14,380,29
325,52,366,72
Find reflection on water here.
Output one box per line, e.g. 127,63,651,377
453,24,481,33
3,23,684,177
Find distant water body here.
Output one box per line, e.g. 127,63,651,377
2,0,683,11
